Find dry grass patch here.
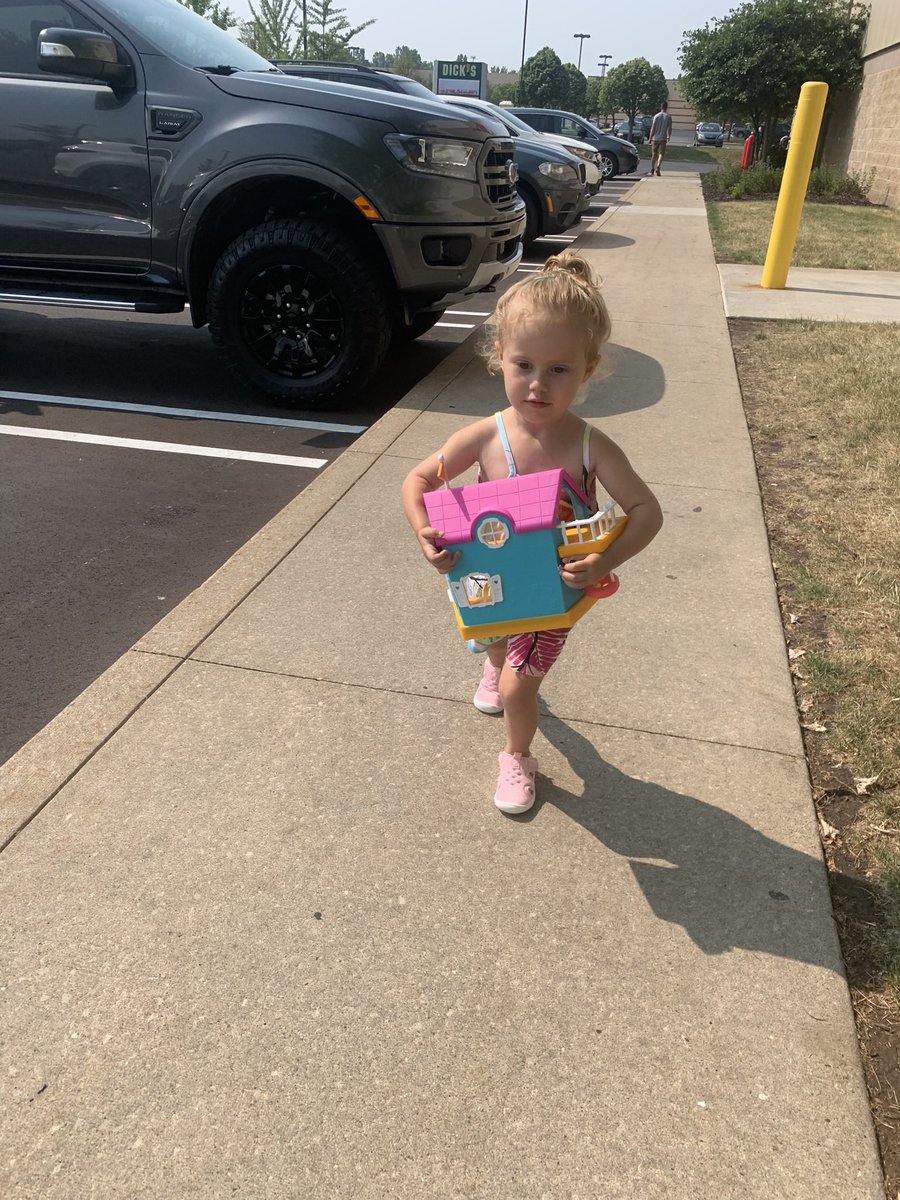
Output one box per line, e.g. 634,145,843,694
708,200,900,271
731,318,900,1188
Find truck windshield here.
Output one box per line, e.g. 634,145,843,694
100,0,275,73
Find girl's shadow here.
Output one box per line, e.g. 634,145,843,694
530,705,867,973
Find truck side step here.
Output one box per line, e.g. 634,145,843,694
0,291,185,314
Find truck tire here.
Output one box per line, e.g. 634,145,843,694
207,218,391,406
521,187,541,249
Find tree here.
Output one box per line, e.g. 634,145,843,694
679,0,868,154
240,0,301,58
520,47,568,108
371,50,392,67
305,1,375,61
584,76,603,120
601,57,667,138
489,80,519,104
392,45,425,80
177,0,237,28
562,63,587,115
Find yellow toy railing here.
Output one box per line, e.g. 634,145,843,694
558,502,628,598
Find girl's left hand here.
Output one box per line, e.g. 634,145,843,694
559,553,609,590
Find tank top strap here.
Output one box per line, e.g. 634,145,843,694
581,422,599,513
495,411,517,477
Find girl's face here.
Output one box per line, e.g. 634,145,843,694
497,308,598,425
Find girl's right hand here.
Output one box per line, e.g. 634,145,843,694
417,526,461,574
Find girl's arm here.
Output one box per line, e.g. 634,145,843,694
401,419,493,574
560,430,663,589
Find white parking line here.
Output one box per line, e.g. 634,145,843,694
448,310,491,317
0,390,367,434
542,234,579,241
435,321,476,329
516,267,542,274
0,424,327,468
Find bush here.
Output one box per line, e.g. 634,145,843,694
710,160,874,203
723,161,783,198
808,163,874,201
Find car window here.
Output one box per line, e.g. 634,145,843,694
101,0,273,72
525,113,552,132
0,0,91,74
560,117,587,137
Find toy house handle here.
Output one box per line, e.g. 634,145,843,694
584,573,620,599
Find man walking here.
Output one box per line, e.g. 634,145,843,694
648,101,672,176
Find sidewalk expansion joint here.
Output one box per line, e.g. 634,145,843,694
186,655,806,763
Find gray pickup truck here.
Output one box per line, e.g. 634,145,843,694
0,0,525,405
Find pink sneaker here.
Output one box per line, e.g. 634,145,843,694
494,751,538,814
473,660,503,714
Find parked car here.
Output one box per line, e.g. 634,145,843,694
694,122,725,147
614,119,644,144
728,123,750,141
439,101,588,247
443,97,602,195
274,60,435,99
510,109,640,180
0,4,525,405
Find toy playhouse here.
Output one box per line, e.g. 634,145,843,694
423,468,627,642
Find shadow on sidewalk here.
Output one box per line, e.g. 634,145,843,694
524,707,855,974
576,230,636,251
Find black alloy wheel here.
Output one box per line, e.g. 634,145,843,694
208,218,390,406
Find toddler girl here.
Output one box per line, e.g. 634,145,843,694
402,251,663,815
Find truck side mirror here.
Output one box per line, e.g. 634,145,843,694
37,28,134,88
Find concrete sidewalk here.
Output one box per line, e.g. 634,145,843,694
0,175,885,1198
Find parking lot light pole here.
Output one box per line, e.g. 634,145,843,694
574,33,590,72
518,0,529,104
597,54,611,79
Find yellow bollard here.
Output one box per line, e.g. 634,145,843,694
760,81,829,290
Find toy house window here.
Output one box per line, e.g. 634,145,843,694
477,518,509,548
452,573,504,608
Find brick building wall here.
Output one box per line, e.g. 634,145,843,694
846,48,900,208
822,0,900,209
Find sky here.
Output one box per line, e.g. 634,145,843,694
227,0,740,79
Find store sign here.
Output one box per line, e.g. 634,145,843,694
433,60,487,98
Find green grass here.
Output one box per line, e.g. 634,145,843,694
636,143,743,165
706,199,900,271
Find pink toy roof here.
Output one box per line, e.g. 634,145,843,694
424,468,588,545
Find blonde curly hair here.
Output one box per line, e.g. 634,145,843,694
480,250,611,374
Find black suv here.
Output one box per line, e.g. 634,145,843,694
0,3,524,406
275,60,435,99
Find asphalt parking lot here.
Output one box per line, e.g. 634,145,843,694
0,182,633,764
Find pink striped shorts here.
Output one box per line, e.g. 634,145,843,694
506,628,570,677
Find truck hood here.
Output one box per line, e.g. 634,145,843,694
210,72,508,140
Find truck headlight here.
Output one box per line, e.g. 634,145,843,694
384,134,479,181
538,161,579,182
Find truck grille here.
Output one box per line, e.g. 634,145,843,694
480,139,518,211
